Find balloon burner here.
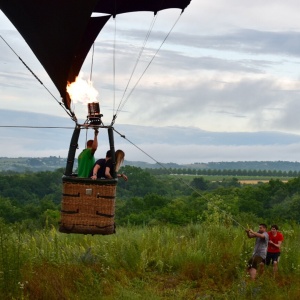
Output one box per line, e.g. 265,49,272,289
87,102,102,125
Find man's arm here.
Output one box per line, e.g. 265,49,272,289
105,166,113,179
269,240,282,249
248,230,266,239
245,229,256,238
91,129,98,155
91,164,100,180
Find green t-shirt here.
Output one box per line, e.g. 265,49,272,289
77,148,95,177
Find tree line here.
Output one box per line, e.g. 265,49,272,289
146,167,300,177
0,166,300,229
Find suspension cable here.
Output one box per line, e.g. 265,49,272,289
112,12,183,123
0,125,74,129
0,124,114,130
113,127,248,230
0,34,76,121
112,17,117,118
84,128,88,149
115,14,158,114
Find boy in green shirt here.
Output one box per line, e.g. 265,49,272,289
77,129,98,177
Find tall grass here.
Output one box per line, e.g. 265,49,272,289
0,221,299,299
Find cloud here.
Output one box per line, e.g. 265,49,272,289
111,75,300,134
120,143,300,164
163,29,300,58
2,1,300,153
1,110,300,164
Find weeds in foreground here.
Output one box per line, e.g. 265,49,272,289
0,222,299,299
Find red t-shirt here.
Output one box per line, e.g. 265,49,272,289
267,231,284,253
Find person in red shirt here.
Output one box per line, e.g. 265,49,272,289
266,224,284,273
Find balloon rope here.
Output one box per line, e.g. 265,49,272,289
113,17,117,118
0,125,74,129
114,12,183,120
0,125,113,130
113,127,248,231
0,34,75,121
84,128,88,149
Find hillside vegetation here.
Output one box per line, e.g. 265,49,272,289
1,166,300,299
1,166,300,227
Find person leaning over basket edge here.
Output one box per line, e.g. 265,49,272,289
77,129,98,177
90,150,112,179
91,149,128,181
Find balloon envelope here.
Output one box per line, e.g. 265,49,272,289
0,0,191,110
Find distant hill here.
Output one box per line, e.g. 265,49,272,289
1,157,300,173
126,160,300,172
0,157,67,172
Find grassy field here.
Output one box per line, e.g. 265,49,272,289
166,174,293,183
238,179,288,184
1,221,299,299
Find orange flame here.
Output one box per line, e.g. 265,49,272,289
67,73,98,104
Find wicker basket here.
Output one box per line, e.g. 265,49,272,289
59,176,117,235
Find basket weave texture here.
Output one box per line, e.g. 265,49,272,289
59,178,117,235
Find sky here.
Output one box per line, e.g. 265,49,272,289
1,1,300,164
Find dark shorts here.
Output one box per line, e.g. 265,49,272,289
265,252,280,265
248,255,263,270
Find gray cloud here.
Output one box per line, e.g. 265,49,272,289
121,143,300,164
115,25,300,58
2,2,300,159
98,28,280,74
164,29,300,57
1,110,300,163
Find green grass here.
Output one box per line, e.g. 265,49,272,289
0,222,299,299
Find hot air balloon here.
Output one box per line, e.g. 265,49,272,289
0,0,192,235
